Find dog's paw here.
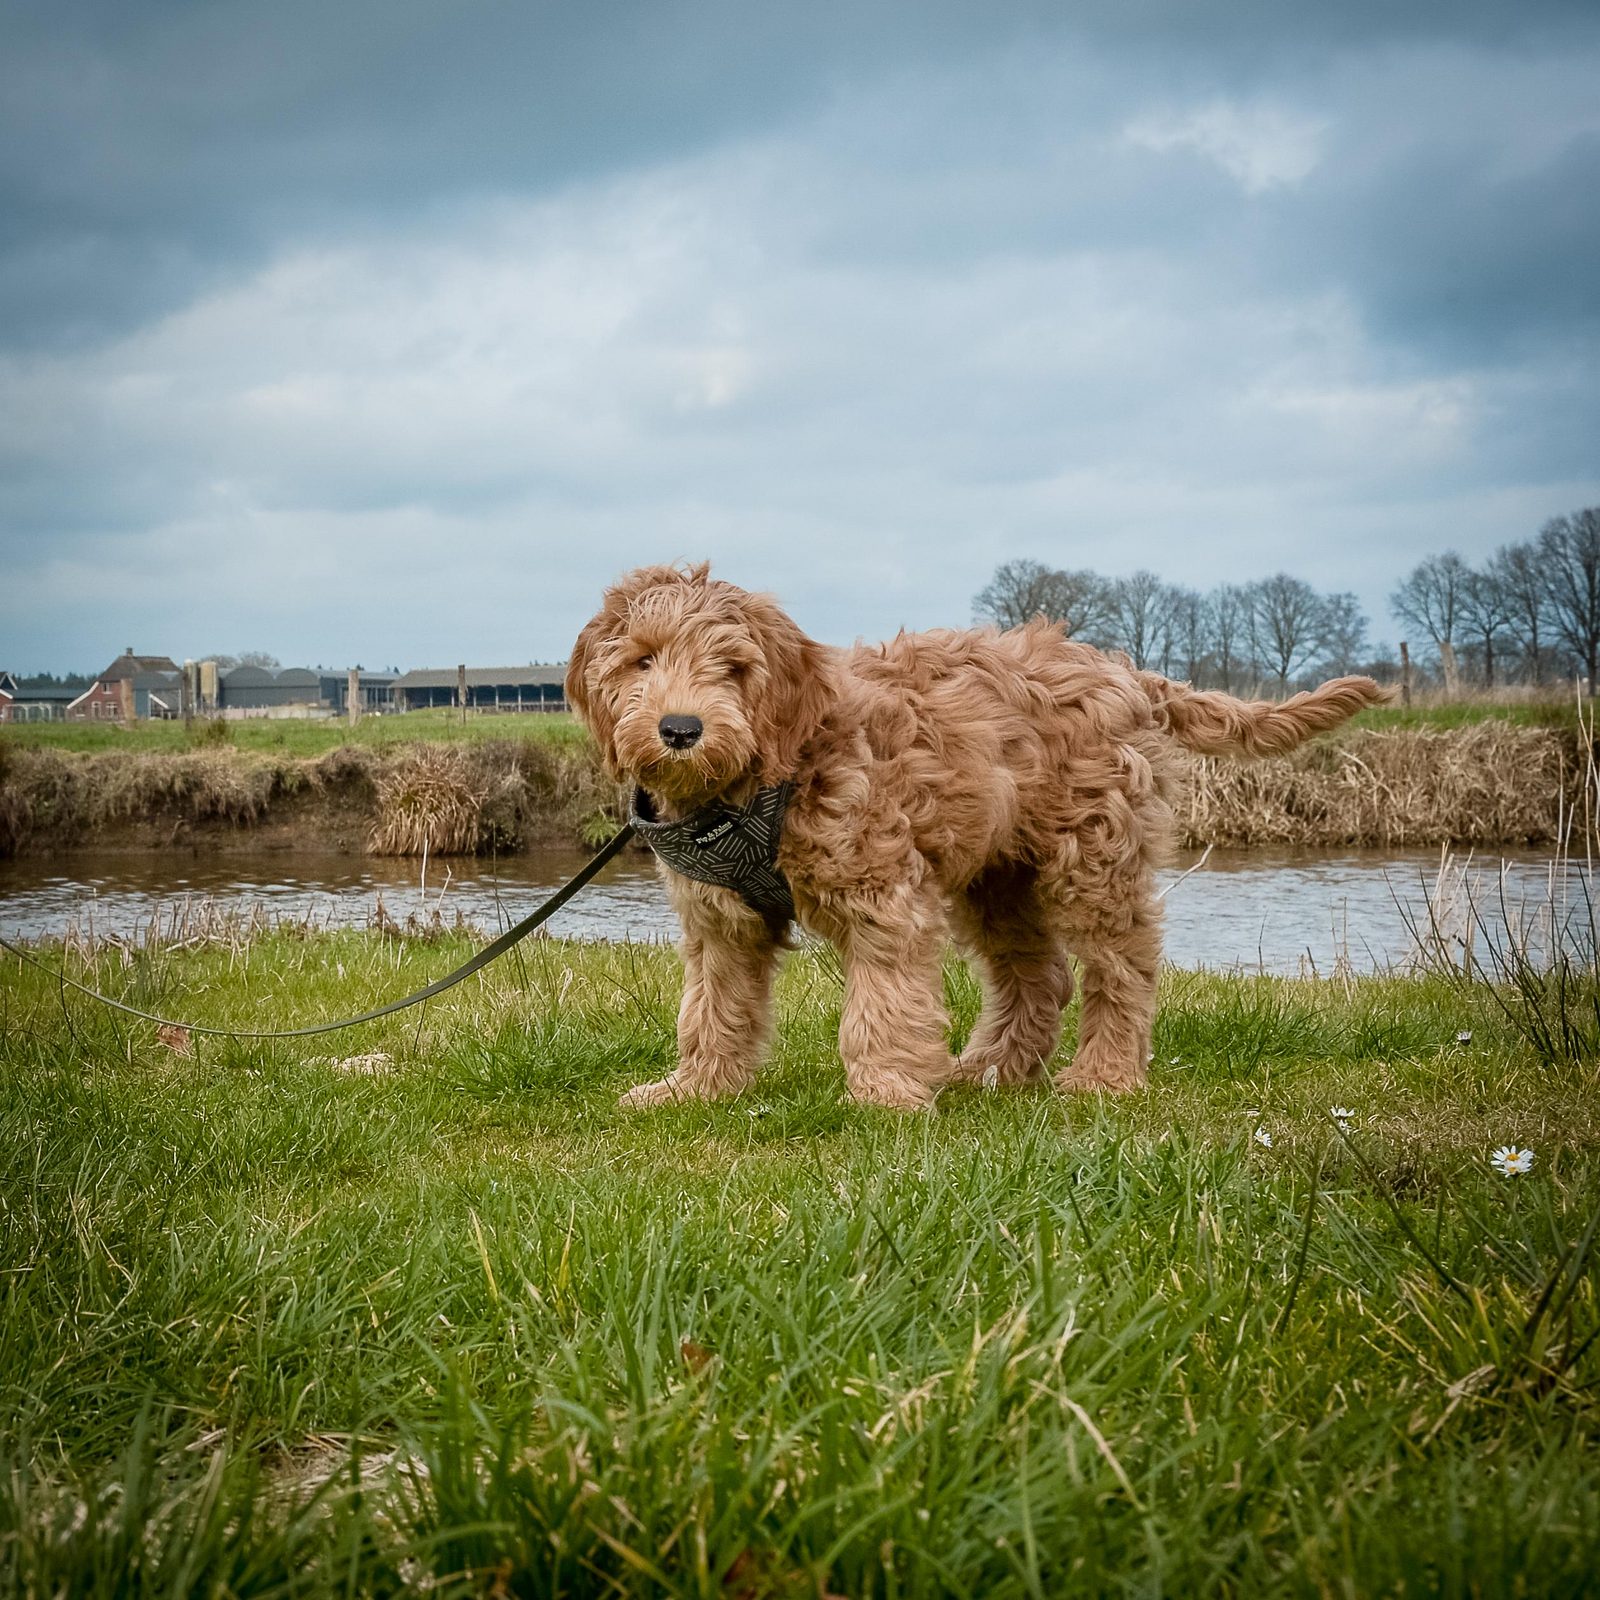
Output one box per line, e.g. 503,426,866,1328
1054,1063,1145,1094
847,1074,941,1112
618,1076,687,1109
954,1050,1047,1089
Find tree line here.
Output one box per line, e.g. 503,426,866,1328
972,563,1377,694
973,504,1599,695
1389,508,1600,690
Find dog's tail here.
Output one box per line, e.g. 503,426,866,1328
1138,672,1392,757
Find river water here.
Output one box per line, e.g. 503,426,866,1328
0,846,1591,974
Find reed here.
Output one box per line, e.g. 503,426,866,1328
369,745,491,856
0,737,620,858
1404,698,1600,1068
1175,720,1572,848
0,719,1584,858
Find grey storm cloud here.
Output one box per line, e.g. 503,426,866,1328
1,0,1598,671
4,0,1596,349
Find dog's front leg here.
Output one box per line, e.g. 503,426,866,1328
833,886,955,1111
619,884,779,1108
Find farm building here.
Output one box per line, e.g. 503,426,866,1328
214,664,325,712
318,671,397,716
68,651,181,721
390,665,567,713
0,674,82,722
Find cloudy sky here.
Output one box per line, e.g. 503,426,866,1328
2,0,1597,674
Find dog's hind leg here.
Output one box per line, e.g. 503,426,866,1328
1050,880,1161,1094
619,879,779,1108
950,865,1073,1086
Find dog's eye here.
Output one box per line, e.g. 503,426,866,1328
635,656,653,672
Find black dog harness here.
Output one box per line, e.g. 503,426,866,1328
629,782,796,928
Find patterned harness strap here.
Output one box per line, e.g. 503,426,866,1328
628,782,795,928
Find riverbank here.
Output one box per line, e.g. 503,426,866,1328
1,710,1586,856
1,932,1596,1593
0,726,619,858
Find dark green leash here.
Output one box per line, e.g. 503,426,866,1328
0,825,634,1040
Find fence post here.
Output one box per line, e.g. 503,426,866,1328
1439,639,1459,700
458,663,468,726
348,667,360,727
1399,642,1412,708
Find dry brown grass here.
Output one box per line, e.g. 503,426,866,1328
1176,722,1572,848
0,747,286,854
369,745,490,855
0,737,618,858
0,720,1574,858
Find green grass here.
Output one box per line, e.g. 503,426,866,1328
2,933,1598,1595
6,699,1585,763
0,708,588,758
1348,698,1587,735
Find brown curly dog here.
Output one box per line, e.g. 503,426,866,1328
566,563,1386,1110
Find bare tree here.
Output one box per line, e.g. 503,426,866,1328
973,559,1063,630
1250,574,1329,694
1390,552,1469,657
1539,508,1600,689
1105,571,1169,669
973,560,1110,638
1488,541,1549,685
1319,592,1370,677
1206,583,1254,692
1457,569,1513,688
1048,569,1114,642
203,651,281,671
1166,587,1210,682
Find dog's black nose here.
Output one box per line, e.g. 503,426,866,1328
659,714,703,750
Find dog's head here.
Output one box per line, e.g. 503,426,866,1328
565,563,832,804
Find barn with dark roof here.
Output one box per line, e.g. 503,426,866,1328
216,665,328,711
389,665,567,713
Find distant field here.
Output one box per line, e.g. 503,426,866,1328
1348,697,1587,734
0,707,586,756
0,932,1596,1594
4,695,1587,755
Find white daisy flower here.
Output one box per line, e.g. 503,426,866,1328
1490,1146,1534,1177
1330,1106,1356,1127
1456,1030,1473,1045
1253,1127,1273,1149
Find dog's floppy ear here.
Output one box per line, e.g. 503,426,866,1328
742,590,833,779
564,609,622,776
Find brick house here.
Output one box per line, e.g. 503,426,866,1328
68,650,182,722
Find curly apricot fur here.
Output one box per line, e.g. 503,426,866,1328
568,564,1388,1110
